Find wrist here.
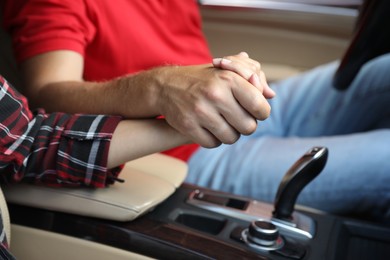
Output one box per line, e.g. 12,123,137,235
150,66,175,116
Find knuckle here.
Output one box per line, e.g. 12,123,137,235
204,84,226,103
179,115,196,132
257,100,271,120
201,137,222,149
217,126,240,144
224,133,240,145
250,62,260,73
249,96,271,120
255,61,261,70
241,119,257,135
260,71,266,78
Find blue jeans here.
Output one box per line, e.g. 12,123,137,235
186,53,390,221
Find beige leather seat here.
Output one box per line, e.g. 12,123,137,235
3,154,187,260
0,186,11,247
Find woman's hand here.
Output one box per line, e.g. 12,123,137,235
212,52,275,99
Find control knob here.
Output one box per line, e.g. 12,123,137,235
242,220,284,251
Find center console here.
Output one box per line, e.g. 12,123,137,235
4,150,390,259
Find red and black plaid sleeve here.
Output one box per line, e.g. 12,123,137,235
0,75,122,188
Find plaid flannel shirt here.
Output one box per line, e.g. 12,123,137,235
0,75,122,256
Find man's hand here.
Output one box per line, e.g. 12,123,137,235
20,50,272,149
153,58,272,148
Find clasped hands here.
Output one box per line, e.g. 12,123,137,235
157,52,275,148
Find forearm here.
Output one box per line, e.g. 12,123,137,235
25,79,160,118
107,119,190,168
20,50,162,118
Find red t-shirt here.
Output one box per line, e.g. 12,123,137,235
3,0,213,161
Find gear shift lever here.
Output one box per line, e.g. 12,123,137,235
273,147,328,221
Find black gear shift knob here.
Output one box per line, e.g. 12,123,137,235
273,147,328,220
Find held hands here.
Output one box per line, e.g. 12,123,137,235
156,52,274,148
212,52,275,99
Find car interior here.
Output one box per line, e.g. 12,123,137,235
1,0,390,259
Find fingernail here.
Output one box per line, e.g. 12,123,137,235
212,58,223,66
221,58,232,65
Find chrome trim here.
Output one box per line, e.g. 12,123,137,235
241,228,284,251
187,190,315,240
199,0,359,17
